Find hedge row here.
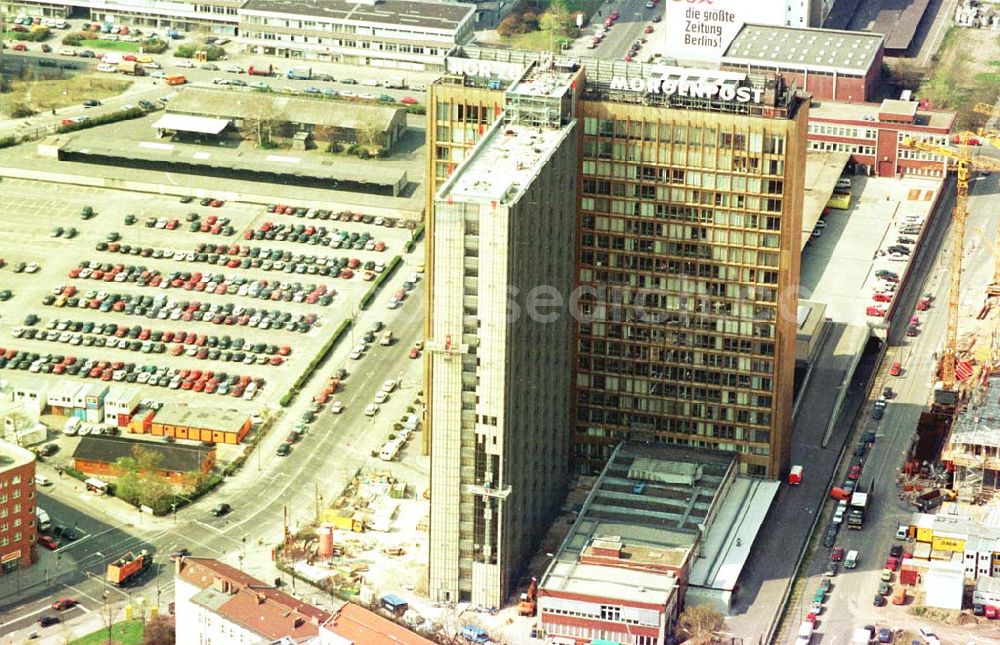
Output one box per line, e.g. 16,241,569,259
8,28,51,42
56,107,146,134
279,318,353,407
358,255,403,310
403,223,425,253
0,136,17,149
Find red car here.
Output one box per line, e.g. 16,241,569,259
872,292,892,303
211,200,224,208
52,598,78,611
400,96,419,105
848,465,861,480
889,361,902,376
39,535,59,550
831,547,845,562
409,347,421,359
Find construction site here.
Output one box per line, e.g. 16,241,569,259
900,107,1000,507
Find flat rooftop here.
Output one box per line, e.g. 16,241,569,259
873,0,932,51
439,121,570,205
540,443,735,602
809,100,955,130
152,404,248,433
0,438,35,472
949,376,1000,447
240,0,475,31
507,64,575,99
799,175,943,325
168,87,405,133
802,151,851,250
722,24,883,74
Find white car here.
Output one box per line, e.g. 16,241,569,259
25,263,39,273
382,379,397,393
34,474,52,486
364,403,379,416
97,63,117,73
150,70,166,78
374,390,389,404
349,349,363,360
176,59,195,68
330,401,344,414
407,273,420,284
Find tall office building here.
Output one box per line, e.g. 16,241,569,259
426,48,809,602
426,62,581,606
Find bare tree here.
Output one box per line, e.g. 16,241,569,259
241,96,287,148
676,603,725,644
143,614,176,645
354,116,383,155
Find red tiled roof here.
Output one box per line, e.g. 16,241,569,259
327,602,433,645
177,558,332,642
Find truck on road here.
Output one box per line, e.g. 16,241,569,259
107,550,151,586
287,66,312,80
248,64,273,77
848,479,874,530
384,76,406,89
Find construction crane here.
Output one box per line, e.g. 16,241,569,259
900,133,1000,402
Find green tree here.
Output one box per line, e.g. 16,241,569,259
113,455,142,505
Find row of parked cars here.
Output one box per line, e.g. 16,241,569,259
251,221,386,251
39,288,321,332
66,260,337,305
266,204,411,229
196,241,387,276
17,316,290,364
867,210,926,317
0,350,263,396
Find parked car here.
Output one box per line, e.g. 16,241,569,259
51,598,78,610
210,503,231,516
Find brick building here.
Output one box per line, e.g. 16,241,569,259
0,440,37,575
150,404,250,445
807,99,954,178
721,24,884,103
72,436,215,485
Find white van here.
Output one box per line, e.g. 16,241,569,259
836,177,853,190
242,381,258,400
403,413,420,431
796,620,813,643
36,507,51,531
379,440,402,461
63,417,81,436
845,549,859,569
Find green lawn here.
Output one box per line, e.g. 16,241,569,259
70,620,144,645
79,39,141,52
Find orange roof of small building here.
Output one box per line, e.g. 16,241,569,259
177,558,331,643
326,602,434,645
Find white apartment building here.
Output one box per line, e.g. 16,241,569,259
427,63,580,606
2,0,242,35
239,0,476,69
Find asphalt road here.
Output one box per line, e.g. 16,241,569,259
566,0,661,61
784,172,1000,643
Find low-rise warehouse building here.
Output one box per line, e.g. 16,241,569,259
164,86,408,151
538,443,780,642
72,435,216,485
150,404,250,444
239,0,476,70
721,24,884,103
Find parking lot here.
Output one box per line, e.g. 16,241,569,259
0,177,417,419
800,175,943,326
